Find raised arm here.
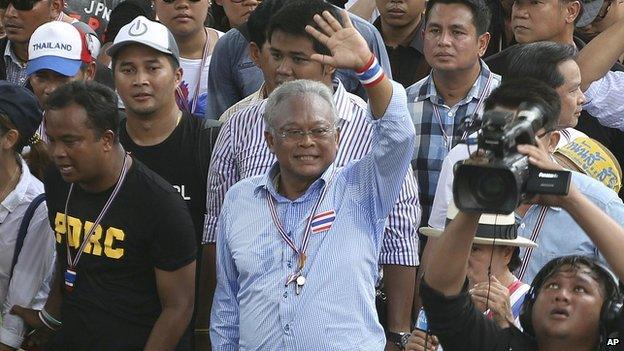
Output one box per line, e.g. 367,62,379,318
423,211,481,296
306,10,393,117
577,18,624,91
518,143,624,281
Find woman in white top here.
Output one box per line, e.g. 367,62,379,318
0,82,55,351
155,0,225,118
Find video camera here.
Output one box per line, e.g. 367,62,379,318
453,103,572,214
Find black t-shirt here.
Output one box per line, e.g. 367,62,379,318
44,159,196,351
373,18,430,88
421,278,624,351
120,112,220,245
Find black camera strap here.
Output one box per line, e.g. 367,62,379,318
517,206,549,281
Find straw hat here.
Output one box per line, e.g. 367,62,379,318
419,200,537,248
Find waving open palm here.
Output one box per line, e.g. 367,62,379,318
305,10,373,71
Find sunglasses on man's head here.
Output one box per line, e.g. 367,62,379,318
0,0,44,11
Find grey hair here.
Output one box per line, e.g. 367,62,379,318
263,79,338,131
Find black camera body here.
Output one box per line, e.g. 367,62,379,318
453,103,571,214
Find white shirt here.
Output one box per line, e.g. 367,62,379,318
179,29,224,117
584,71,624,131
428,128,586,229
0,158,55,349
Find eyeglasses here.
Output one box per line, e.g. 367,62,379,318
593,0,613,23
276,127,336,141
0,0,44,11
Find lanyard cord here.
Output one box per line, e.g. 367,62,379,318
432,71,494,151
64,153,130,268
266,169,335,277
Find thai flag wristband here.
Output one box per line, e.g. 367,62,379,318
355,55,385,88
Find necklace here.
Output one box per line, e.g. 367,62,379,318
175,27,212,116
62,153,131,293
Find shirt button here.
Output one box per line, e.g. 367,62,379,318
287,261,292,268
448,111,454,117
283,292,288,298
520,223,526,229
284,324,290,332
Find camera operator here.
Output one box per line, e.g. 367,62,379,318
407,209,537,351
419,90,624,351
424,78,624,284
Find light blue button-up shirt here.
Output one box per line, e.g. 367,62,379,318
210,81,415,351
517,171,624,283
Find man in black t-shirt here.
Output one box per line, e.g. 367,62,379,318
107,16,219,246
11,81,196,351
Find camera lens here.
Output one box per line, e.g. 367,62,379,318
471,170,508,206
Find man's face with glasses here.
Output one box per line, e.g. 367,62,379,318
265,93,340,190
1,0,57,45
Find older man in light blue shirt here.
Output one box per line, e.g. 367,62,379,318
210,10,415,350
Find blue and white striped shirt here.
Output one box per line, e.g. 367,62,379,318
210,81,415,350
203,79,421,266
406,61,500,226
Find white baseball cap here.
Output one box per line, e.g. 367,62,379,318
27,21,94,77
107,16,180,64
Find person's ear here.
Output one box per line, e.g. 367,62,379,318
548,130,560,153
85,62,97,80
174,66,183,85
49,0,63,20
502,246,514,265
265,130,276,154
249,42,262,67
322,64,336,80
565,0,582,24
1,129,19,151
477,32,491,57
100,130,116,151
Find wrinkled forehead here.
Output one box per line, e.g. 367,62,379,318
271,94,335,128
542,264,607,295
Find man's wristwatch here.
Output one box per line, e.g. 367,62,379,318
387,331,410,350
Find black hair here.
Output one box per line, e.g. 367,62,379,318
484,78,561,132
425,0,492,36
0,113,51,181
506,42,577,89
520,255,621,342
267,0,343,57
208,0,231,32
508,247,521,272
534,256,615,299
104,0,155,43
248,0,288,47
46,81,121,143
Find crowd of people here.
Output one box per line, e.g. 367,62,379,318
0,0,624,350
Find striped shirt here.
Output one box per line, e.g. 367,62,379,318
203,79,421,266
210,81,415,350
406,61,500,226
3,42,28,87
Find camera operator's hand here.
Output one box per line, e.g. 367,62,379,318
517,144,580,209
469,276,514,329
405,329,439,351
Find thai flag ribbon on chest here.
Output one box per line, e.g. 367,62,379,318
310,210,336,234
